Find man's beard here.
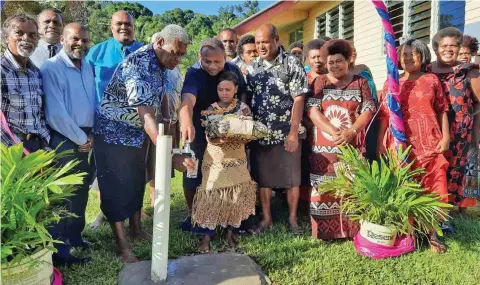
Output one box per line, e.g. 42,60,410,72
65,47,87,60
16,41,34,57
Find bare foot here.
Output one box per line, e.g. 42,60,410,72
430,232,447,253
198,235,211,254
117,248,139,263
130,229,152,241
227,230,238,249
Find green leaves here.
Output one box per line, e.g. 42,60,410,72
1,143,85,266
319,145,451,236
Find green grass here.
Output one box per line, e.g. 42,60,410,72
61,174,480,285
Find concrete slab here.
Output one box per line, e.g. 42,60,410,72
118,253,271,285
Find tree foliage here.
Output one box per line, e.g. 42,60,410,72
1,0,259,70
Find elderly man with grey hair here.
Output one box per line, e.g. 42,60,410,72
93,24,192,263
145,30,183,208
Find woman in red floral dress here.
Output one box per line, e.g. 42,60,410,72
426,28,480,213
378,38,450,252
306,40,375,239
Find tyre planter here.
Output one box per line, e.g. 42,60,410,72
1,248,54,285
359,220,397,247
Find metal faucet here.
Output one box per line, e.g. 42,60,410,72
172,140,196,160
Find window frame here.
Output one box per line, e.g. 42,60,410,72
382,0,460,54
314,1,354,41
289,26,304,45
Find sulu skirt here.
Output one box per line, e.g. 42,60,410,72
94,134,148,223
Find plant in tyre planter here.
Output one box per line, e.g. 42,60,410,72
320,145,451,249
1,144,85,285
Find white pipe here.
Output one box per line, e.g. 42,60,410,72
151,123,172,282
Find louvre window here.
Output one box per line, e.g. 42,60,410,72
329,6,340,39
316,1,354,41
407,0,432,44
386,1,404,47
317,14,327,38
341,1,354,41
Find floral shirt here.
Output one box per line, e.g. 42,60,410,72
246,48,308,145
94,44,166,147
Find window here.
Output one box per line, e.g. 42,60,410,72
439,0,465,31
289,27,303,45
386,1,404,47
407,1,432,44
384,1,433,45
341,1,354,41
328,6,340,39
316,14,327,38
316,1,354,41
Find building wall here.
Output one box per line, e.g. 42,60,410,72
279,29,290,47
353,1,386,90
465,0,480,25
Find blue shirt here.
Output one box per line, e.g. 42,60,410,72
182,61,246,148
41,49,96,145
85,38,143,103
94,44,167,148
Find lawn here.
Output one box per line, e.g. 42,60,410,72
61,174,480,285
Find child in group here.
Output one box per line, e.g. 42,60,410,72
191,71,258,253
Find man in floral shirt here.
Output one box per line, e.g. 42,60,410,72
246,24,308,234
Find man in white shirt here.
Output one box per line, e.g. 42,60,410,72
41,23,95,266
30,9,63,68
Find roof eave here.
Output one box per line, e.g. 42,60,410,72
233,1,299,35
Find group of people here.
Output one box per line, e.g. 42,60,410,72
1,7,478,265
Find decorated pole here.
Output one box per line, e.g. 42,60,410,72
371,0,407,149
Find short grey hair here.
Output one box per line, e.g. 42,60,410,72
151,32,161,44
157,24,190,45
2,13,38,36
397,37,431,72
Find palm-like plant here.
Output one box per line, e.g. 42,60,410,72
320,145,451,236
1,143,85,266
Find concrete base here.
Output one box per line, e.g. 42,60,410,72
118,253,271,285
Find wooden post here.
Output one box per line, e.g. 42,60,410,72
151,124,172,282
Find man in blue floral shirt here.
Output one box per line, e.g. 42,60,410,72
93,24,192,263
246,24,308,235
